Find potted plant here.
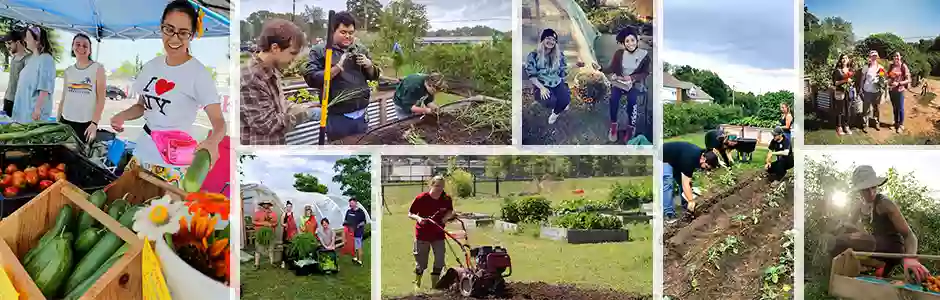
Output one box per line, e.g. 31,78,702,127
285,232,320,276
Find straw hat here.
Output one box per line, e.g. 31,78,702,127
850,165,887,192
258,199,274,207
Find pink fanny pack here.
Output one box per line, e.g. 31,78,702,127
149,129,197,166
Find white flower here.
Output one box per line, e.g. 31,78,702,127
133,194,187,241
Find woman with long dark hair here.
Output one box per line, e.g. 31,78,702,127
780,102,793,141
831,53,854,135
12,25,56,123
524,28,571,125
604,26,650,142
111,0,226,184
887,52,911,133
58,33,106,142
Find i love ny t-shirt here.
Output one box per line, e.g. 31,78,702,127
132,56,219,166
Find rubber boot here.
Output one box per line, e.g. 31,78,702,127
414,274,423,290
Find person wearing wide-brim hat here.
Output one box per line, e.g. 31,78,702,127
704,127,738,168
524,28,572,125
252,199,278,269
829,165,931,282
764,127,793,180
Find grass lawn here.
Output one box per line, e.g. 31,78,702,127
805,129,940,145
240,239,372,300
381,177,654,297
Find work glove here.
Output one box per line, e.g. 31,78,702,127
904,258,931,282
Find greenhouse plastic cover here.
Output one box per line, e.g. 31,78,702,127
0,0,230,40
280,191,373,232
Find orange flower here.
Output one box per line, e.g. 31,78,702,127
209,238,229,258
878,68,886,77
185,192,230,220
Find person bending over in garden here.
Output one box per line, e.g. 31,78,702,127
304,11,380,141
704,128,738,168
524,28,571,125
887,52,912,134
253,200,278,270
408,175,454,289
393,72,447,119
241,18,316,145
832,53,855,136
344,198,367,266
603,26,651,143
662,141,719,223
764,127,793,181
830,165,931,282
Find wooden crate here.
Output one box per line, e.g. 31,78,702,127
830,249,940,300
0,166,183,299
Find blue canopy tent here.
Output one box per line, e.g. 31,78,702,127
0,0,230,41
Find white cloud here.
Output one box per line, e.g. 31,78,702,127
663,48,797,94
805,150,940,192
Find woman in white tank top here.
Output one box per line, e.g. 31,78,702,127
58,33,106,142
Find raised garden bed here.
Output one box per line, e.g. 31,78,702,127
456,212,494,228
495,220,520,233
334,97,510,145
540,226,629,244
385,282,652,300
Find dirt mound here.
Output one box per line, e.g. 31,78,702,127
337,102,511,145
664,171,794,300
386,282,652,300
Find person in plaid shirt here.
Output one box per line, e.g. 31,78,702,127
240,19,317,145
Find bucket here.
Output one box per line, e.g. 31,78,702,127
155,233,230,300
150,130,197,166
201,136,231,197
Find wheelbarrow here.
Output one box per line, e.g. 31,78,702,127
733,138,758,162
427,218,512,297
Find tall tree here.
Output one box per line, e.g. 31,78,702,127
293,173,329,194
346,0,382,31
375,0,430,56
333,156,372,212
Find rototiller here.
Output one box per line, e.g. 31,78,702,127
428,218,512,297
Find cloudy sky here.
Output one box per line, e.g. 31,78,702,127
805,150,940,198
663,0,797,94
241,154,352,196
239,0,511,31
806,0,940,41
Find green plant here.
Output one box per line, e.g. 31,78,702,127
706,235,741,270
411,39,512,99
500,196,553,223
551,212,623,230
287,88,319,104
446,168,474,198
609,180,653,211
403,125,427,145
255,227,274,247
760,230,794,300
664,103,743,137
454,100,512,134
715,169,737,187
283,54,309,78
286,232,320,260
555,198,615,215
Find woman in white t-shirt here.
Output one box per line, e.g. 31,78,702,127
58,33,106,142
109,0,226,184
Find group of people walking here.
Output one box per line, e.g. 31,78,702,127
831,50,912,135
2,0,227,184
524,26,651,143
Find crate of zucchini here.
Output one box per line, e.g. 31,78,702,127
0,145,117,217
0,167,179,299
0,123,81,145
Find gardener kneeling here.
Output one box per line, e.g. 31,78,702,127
393,72,447,119
704,128,738,168
830,165,930,281
316,218,339,273
764,127,793,181
662,141,720,224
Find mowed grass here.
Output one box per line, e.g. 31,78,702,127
381,177,654,297
805,129,940,145
240,239,373,300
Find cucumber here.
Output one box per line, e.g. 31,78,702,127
0,123,69,141
74,228,104,256
26,235,73,297
182,148,212,192
106,197,130,220
62,244,129,299
24,206,73,265
62,206,139,293
76,190,108,233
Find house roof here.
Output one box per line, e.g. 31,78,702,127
686,86,714,101
663,72,695,89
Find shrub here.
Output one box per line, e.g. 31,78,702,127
609,180,653,211
446,169,474,198
412,39,512,99
283,54,309,78
552,212,624,230
500,196,552,223
286,232,320,259
554,198,615,215
663,103,742,137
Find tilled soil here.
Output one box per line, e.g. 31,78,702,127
337,111,510,145
664,171,794,300
386,282,652,300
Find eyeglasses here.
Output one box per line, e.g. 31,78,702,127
160,24,193,40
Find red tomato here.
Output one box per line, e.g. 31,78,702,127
3,186,17,198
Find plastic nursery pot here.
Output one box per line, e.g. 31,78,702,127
154,238,230,300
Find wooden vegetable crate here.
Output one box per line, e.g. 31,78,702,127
830,249,940,300
0,167,184,299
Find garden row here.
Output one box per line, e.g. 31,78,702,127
491,181,652,244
